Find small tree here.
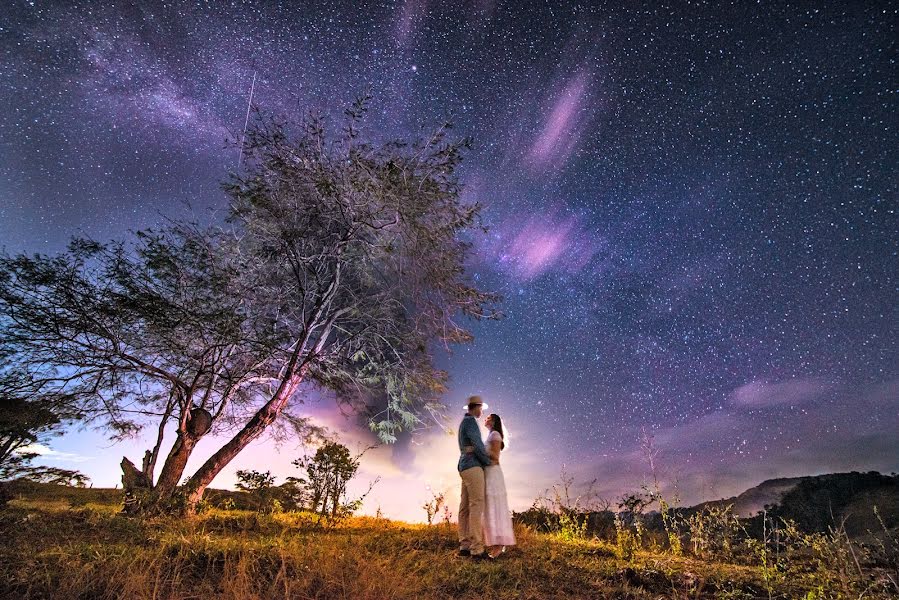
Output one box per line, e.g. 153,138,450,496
640,428,684,555
423,489,447,525
235,469,277,494
293,441,376,520
0,369,86,488
615,492,652,560
277,476,309,511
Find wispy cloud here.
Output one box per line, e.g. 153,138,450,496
16,443,94,464
526,70,592,172
479,207,606,281
730,378,835,408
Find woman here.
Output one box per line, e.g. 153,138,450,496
482,413,516,557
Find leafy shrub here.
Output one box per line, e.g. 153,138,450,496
687,504,743,561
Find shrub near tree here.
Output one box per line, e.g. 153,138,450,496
0,99,499,514
232,469,309,513
225,441,372,519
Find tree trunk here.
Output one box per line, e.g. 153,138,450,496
143,395,177,484
183,375,304,511
181,301,333,513
120,456,152,490
152,431,199,499
148,405,214,504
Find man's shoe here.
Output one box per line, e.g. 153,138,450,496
457,549,471,557
470,551,492,560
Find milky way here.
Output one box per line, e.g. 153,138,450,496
1,1,896,514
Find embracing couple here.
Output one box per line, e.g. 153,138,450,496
456,395,516,560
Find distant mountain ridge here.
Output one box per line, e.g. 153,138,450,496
694,471,899,536
694,476,806,517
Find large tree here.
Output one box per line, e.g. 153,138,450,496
178,103,499,507
0,101,498,512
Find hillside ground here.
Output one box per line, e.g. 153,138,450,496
0,483,895,599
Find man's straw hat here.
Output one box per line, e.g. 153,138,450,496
463,395,488,411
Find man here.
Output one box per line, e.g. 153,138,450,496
457,394,492,559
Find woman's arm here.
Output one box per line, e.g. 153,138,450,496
487,439,501,464
465,419,492,466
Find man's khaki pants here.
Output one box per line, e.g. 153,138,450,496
458,466,486,554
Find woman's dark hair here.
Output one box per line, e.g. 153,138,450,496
489,413,505,450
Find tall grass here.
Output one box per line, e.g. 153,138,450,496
2,495,783,600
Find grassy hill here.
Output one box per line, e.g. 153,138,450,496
762,472,899,535
694,472,899,535
692,477,806,518
2,481,898,599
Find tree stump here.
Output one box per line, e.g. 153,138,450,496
120,457,151,514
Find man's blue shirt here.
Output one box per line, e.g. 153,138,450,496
457,413,490,472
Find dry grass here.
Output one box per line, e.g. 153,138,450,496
0,494,891,600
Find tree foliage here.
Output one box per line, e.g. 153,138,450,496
0,369,86,486
0,227,269,502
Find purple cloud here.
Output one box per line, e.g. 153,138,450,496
729,378,835,408
527,70,591,171
394,0,429,46
481,209,604,281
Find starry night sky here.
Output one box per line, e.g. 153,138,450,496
1,1,896,518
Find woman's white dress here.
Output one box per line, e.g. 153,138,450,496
482,430,516,547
